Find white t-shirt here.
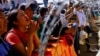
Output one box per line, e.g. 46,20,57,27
60,13,68,27
74,9,87,27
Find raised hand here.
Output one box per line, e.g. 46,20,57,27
28,20,39,35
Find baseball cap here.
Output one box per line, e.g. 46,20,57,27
18,2,37,11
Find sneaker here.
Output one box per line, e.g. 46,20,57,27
89,48,98,52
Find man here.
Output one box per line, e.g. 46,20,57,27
75,5,87,28
74,4,87,54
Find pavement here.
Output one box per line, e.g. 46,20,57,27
79,18,100,56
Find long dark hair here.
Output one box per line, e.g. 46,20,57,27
7,10,18,31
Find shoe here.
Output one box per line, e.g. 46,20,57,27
89,48,98,52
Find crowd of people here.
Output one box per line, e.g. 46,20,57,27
0,0,99,56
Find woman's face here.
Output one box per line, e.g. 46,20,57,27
0,13,8,35
17,10,31,27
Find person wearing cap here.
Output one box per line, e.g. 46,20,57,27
5,9,40,56
18,3,45,39
18,2,39,20
73,4,88,54
19,2,42,21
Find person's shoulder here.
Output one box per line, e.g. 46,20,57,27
7,32,18,37
6,32,19,40
5,32,21,45
6,28,20,37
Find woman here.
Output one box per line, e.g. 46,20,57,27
5,9,40,56
59,27,77,56
0,10,9,56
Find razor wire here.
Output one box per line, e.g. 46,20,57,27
39,0,100,56
39,0,69,56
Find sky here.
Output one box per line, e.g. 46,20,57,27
36,0,78,7
36,0,78,3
